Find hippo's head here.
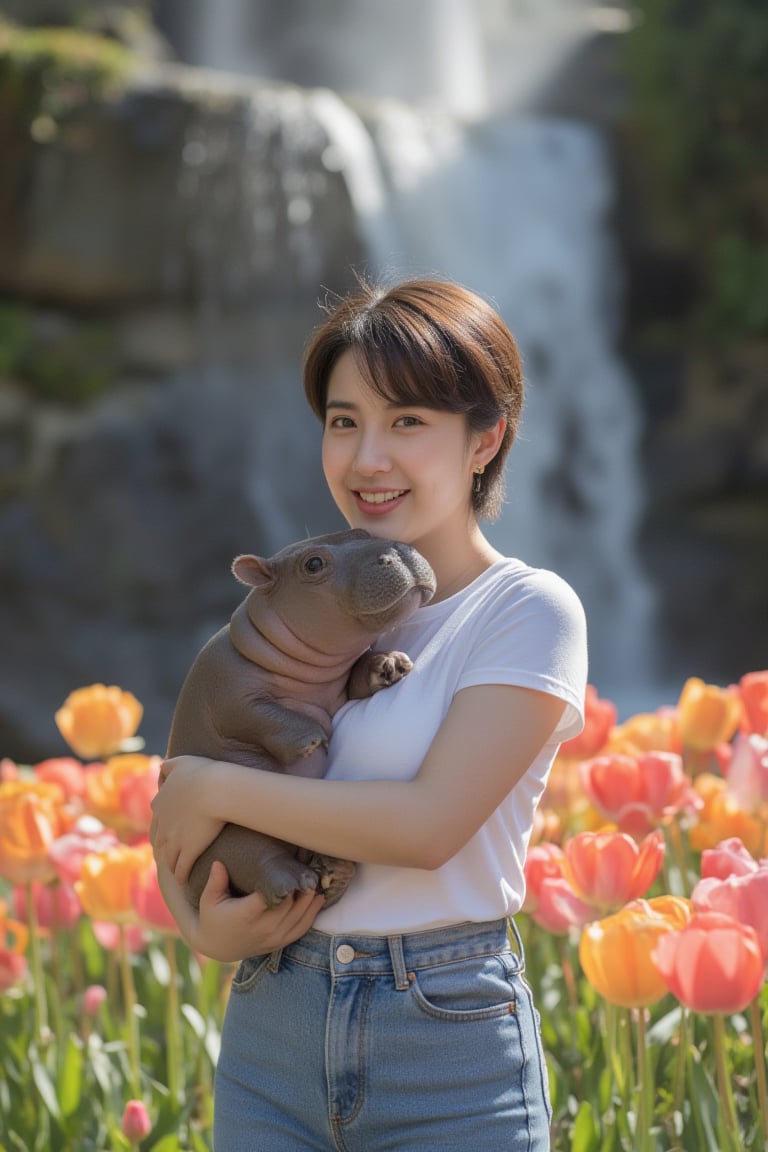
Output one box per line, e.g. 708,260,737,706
233,530,436,647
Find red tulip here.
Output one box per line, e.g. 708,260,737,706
13,880,82,932
559,685,617,759
739,670,768,736
652,911,765,1014
34,758,87,801
693,866,768,960
130,857,179,935
523,843,597,933
579,751,698,835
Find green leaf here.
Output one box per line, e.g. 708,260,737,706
571,1099,601,1152
31,1059,60,1123
57,1033,84,1120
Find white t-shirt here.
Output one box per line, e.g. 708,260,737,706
314,558,588,935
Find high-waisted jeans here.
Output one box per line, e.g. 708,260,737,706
213,918,552,1151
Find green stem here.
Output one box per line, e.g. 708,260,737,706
672,1005,688,1113
749,996,768,1147
118,924,141,1098
164,934,182,1105
713,1013,738,1148
25,880,48,1042
635,1008,653,1152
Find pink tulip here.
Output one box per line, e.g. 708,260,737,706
13,880,82,932
121,1099,152,1143
652,911,765,1014
48,816,120,886
0,949,27,992
34,757,87,800
725,732,768,812
579,751,699,835
701,837,763,880
693,866,768,960
82,983,108,1016
130,858,179,935
92,920,150,954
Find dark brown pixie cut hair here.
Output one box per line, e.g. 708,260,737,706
302,277,524,520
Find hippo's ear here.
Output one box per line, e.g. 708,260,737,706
232,555,275,591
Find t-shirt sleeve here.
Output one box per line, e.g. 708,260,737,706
456,568,588,741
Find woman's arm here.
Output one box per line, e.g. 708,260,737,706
154,855,325,963
152,683,566,885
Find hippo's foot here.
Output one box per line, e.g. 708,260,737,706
258,855,323,908
299,851,356,908
298,733,328,758
367,651,414,694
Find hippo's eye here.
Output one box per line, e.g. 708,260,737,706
303,555,326,575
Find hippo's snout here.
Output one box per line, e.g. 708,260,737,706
352,542,436,629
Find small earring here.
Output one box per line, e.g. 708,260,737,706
473,464,485,495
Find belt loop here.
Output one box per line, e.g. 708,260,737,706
507,917,526,971
266,947,284,974
387,935,410,991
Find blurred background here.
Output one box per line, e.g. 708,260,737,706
0,0,765,760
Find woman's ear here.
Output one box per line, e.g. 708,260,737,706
472,416,507,470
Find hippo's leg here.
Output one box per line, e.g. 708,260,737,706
222,698,330,764
185,824,320,909
298,850,357,908
347,650,414,699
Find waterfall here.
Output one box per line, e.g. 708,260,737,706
310,92,658,714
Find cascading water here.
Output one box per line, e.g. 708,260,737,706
310,91,658,714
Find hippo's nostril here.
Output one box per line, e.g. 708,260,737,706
378,554,394,566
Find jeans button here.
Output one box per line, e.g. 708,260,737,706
336,944,355,964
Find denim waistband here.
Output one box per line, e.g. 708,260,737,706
266,918,523,990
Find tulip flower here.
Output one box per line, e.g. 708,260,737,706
34,757,88,801
131,857,179,935
689,773,765,857
692,866,768,960
49,815,120,886
677,677,742,752
605,707,682,756
81,983,108,1017
523,843,597,933
701,837,763,880
121,1099,152,1143
739,670,768,736
564,829,666,913
579,896,692,1008
75,841,155,924
0,896,29,992
0,758,20,783
652,911,765,1014
725,733,768,814
13,880,82,933
0,780,68,886
55,683,143,761
558,685,617,759
579,751,698,836
84,754,162,840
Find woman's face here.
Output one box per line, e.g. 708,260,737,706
321,350,479,553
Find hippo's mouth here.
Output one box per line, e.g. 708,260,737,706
355,581,435,630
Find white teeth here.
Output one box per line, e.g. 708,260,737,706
358,490,407,505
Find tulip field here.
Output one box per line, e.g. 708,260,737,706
1,675,767,1151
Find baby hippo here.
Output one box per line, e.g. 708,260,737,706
166,529,435,909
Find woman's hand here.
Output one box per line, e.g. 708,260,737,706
156,857,325,963
150,755,224,883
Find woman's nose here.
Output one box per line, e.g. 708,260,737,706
353,432,392,475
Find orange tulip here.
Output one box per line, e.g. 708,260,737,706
564,829,665,913
651,910,765,1014
75,841,154,924
689,773,764,857
579,896,692,1008
55,684,143,761
84,754,162,840
558,685,617,760
677,677,742,752
0,781,68,885
739,670,768,736
0,897,29,992
605,708,682,756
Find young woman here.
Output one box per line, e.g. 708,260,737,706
151,278,588,1151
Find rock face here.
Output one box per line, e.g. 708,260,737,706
0,55,362,761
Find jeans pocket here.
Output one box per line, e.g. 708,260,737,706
408,951,517,1022
230,953,272,994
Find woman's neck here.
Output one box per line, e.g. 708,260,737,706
418,525,503,604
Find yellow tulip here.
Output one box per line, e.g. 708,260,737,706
84,754,161,839
0,780,66,885
55,684,143,761
677,677,742,752
579,896,693,1008
75,842,154,924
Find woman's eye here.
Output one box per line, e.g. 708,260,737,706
328,415,355,429
395,415,422,428
303,555,326,574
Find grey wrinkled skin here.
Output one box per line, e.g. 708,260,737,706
166,529,435,909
